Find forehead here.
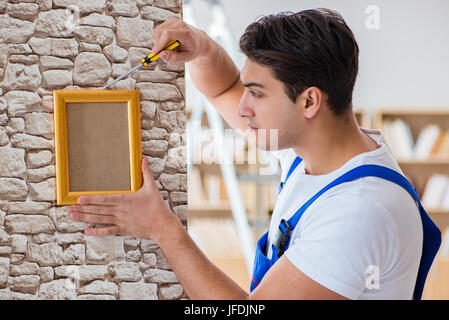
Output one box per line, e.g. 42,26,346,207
240,58,277,83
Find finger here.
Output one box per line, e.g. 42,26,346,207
153,19,179,36
85,226,121,237
153,31,176,55
77,193,124,206
152,18,180,37
153,28,189,55
70,211,116,225
68,204,118,215
152,18,183,52
142,157,157,190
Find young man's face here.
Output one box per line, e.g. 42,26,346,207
238,58,303,151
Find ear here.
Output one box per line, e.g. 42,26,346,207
299,87,323,119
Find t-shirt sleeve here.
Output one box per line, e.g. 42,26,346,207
284,193,399,300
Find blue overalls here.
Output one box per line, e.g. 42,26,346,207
250,157,441,300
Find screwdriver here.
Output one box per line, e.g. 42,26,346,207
101,40,181,90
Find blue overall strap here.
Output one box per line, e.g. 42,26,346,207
279,156,302,193
282,164,441,300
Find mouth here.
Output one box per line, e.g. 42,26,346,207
247,123,258,131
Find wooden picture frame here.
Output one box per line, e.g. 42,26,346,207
53,90,142,205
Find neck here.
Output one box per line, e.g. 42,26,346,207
294,112,379,175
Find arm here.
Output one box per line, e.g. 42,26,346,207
69,159,348,300
155,212,248,299
157,212,347,300
152,18,247,131
69,158,247,299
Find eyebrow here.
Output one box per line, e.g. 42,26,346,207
242,81,265,89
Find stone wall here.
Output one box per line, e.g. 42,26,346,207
0,0,187,300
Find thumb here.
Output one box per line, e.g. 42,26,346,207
142,157,157,189
162,50,192,63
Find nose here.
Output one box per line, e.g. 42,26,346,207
237,98,255,118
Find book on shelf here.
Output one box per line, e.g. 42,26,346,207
442,187,449,210
433,130,449,159
430,130,446,156
382,118,448,161
382,119,414,160
414,124,441,160
421,173,449,210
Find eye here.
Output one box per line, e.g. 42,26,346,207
250,90,261,97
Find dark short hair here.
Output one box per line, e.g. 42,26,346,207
239,9,359,116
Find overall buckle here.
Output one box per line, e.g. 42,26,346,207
278,182,284,193
273,219,292,258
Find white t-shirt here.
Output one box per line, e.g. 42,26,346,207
267,128,423,300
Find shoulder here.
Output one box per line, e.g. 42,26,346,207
299,191,400,240
307,171,422,234
300,174,422,242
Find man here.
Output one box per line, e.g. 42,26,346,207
68,9,439,299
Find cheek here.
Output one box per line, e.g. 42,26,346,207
257,114,287,149
266,105,291,129
256,99,278,125
255,96,296,132
270,107,300,145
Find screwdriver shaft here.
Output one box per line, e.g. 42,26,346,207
101,63,143,90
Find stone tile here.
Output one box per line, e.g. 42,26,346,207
5,214,55,234
0,178,28,201
116,17,153,48
0,148,26,179
73,52,112,86
108,261,142,282
28,243,63,267
85,236,125,264
38,279,76,300
119,281,157,300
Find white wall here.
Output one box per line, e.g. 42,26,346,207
190,0,449,111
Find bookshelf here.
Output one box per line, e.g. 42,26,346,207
374,109,449,231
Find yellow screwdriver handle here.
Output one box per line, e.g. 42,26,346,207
141,40,180,66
